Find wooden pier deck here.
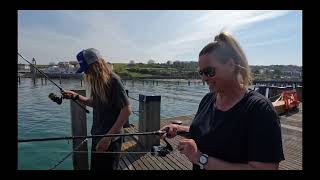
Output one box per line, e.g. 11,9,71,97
119,104,303,170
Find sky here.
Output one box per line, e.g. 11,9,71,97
18,10,302,66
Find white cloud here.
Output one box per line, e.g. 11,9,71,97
18,10,291,64
243,36,294,48
18,11,148,64
146,10,290,62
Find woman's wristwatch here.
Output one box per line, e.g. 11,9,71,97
198,153,209,169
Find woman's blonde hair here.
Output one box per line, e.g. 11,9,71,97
199,31,252,88
84,59,112,103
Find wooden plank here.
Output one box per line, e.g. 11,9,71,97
166,153,189,170
153,156,175,170
284,148,302,155
281,162,301,170
175,152,192,169
285,148,302,155
285,164,301,170
160,136,194,168
137,154,155,170
122,139,144,170
131,153,150,170
281,124,302,132
124,139,151,170
284,153,302,161
143,154,162,170
122,155,135,170
162,139,193,169
169,151,192,170
161,155,182,170
173,151,193,168
284,157,302,166
123,141,144,170
118,158,127,170
284,150,302,157
281,115,301,121
285,154,302,161
146,154,169,170
280,162,293,170
293,113,302,118
125,153,142,170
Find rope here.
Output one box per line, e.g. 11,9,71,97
48,138,88,170
132,111,140,116
160,114,183,120
128,96,142,102
160,113,195,120
132,110,143,112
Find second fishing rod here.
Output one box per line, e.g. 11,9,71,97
18,52,89,113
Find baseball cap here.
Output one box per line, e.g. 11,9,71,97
76,48,102,73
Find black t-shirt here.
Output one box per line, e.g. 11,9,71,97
189,90,285,165
91,72,130,136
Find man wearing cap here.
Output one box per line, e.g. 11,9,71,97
63,48,132,170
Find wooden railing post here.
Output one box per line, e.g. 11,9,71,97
138,94,161,150
70,89,88,170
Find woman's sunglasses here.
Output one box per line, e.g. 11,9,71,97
198,67,216,77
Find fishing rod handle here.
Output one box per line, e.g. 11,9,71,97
18,130,164,143
161,126,190,138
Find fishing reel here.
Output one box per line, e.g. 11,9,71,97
150,138,173,157
48,93,63,105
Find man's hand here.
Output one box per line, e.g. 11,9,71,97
178,138,201,164
159,124,179,139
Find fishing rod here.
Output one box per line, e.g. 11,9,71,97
18,127,190,143
49,138,88,170
18,130,168,143
17,52,89,113
48,136,176,170
18,128,190,158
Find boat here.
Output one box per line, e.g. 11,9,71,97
253,85,300,114
42,63,82,79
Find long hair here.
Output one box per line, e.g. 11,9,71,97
199,31,252,89
84,59,112,103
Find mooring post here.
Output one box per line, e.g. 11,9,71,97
70,89,88,170
138,94,161,150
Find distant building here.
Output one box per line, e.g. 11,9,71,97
18,63,30,72
148,59,155,64
69,61,79,66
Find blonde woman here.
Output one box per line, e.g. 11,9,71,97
161,32,284,170
63,48,131,170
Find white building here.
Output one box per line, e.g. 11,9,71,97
18,63,30,72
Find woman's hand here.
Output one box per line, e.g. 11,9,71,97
178,138,201,164
160,124,179,139
95,137,112,152
62,90,78,100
